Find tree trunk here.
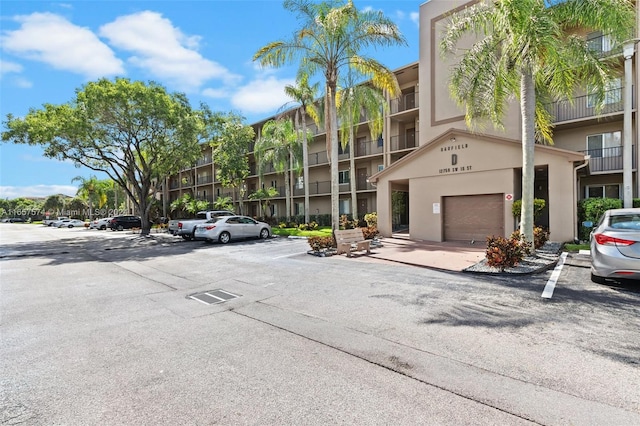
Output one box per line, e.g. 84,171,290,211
349,129,357,221
327,84,340,232
285,154,291,221
520,70,536,252
301,111,310,224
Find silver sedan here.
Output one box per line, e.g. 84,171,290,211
194,215,271,244
590,208,640,283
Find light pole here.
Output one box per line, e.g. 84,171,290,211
622,38,639,207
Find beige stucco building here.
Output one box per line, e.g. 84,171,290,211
166,0,639,244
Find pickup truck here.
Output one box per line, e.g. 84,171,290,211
172,210,234,240
43,216,69,226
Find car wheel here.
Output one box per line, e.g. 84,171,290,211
68,225,73,228
100,225,106,230
117,225,124,231
259,228,270,239
590,273,607,284
181,234,191,241
219,232,231,244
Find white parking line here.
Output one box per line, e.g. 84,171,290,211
541,252,568,299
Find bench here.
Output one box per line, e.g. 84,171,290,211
335,228,371,257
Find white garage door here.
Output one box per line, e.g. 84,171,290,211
443,194,504,242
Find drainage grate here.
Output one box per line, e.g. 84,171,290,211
188,289,240,305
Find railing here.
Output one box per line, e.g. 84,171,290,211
586,34,623,57
547,87,634,123
309,151,329,166
355,139,384,157
292,181,331,196
356,181,375,191
181,181,193,188
390,92,418,114
197,176,213,185
390,131,419,151
169,182,180,190
196,157,212,167
581,145,636,172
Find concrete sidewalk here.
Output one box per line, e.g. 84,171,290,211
343,235,486,272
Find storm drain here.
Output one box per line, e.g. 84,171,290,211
188,289,240,305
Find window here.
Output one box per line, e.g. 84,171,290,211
587,78,621,108
338,143,349,155
294,202,304,216
378,164,384,172
296,176,304,189
339,199,350,215
586,184,620,199
339,170,350,184
587,131,621,158
586,31,613,55
377,134,384,148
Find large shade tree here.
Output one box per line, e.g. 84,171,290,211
440,0,635,250
254,0,405,231
2,78,203,235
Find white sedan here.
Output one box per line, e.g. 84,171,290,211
57,219,87,228
89,217,113,230
194,215,271,244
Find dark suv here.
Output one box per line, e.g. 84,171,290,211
109,215,142,231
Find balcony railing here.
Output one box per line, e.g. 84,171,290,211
197,176,213,185
547,87,634,123
196,157,212,167
169,182,180,190
581,145,636,172
586,34,623,57
355,139,384,157
390,92,418,114
309,151,329,166
390,132,418,151
356,180,375,191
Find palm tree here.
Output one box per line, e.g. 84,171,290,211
255,118,301,220
72,175,105,220
440,0,634,251
337,73,388,222
254,0,406,231
284,74,320,224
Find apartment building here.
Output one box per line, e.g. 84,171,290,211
166,0,638,244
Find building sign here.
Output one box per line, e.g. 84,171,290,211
439,141,472,174
433,203,440,214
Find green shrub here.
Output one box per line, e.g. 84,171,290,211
307,235,335,251
512,198,546,220
298,221,319,231
364,212,377,228
339,214,357,230
577,198,622,240
485,235,526,271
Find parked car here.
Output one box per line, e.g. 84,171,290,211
174,210,234,240
44,216,68,226
57,219,86,228
52,219,72,227
89,217,113,230
590,208,640,283
193,215,271,244
108,215,142,231
7,218,26,223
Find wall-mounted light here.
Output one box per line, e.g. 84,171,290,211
450,137,456,143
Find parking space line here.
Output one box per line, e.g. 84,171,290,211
541,252,568,299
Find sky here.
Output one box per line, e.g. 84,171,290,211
0,0,421,200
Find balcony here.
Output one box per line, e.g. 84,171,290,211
197,176,213,185
196,157,212,167
309,151,329,166
355,139,383,157
390,132,418,152
390,92,418,114
547,87,634,124
169,182,180,190
581,145,636,173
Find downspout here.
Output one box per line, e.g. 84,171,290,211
573,156,590,243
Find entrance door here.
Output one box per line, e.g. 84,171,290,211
357,168,368,190
443,194,504,242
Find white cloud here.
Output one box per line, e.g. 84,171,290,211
13,77,33,88
0,185,78,199
231,76,296,115
201,88,229,99
1,12,124,79
410,12,419,26
0,59,23,75
99,11,241,91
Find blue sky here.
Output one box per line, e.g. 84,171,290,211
0,0,420,199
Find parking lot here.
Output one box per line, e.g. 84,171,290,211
1,223,639,425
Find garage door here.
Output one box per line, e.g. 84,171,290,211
443,194,504,242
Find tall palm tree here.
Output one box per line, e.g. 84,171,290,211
254,0,405,231
440,0,634,250
284,74,320,224
337,73,388,222
255,118,301,220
